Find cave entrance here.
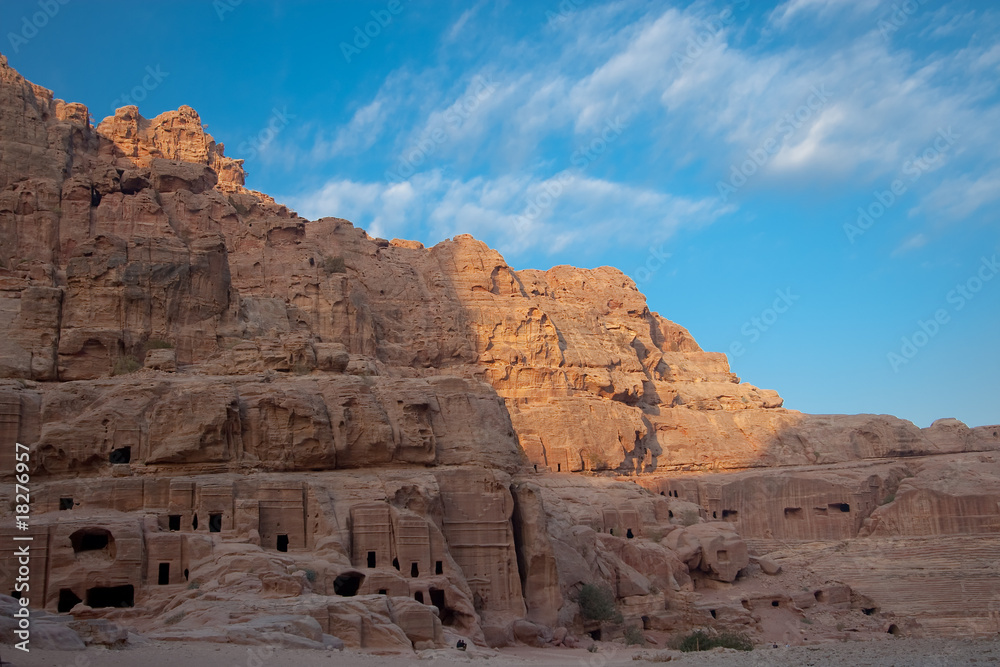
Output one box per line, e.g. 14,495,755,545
435,560,443,575
588,629,601,641
333,572,364,597
86,585,134,608
69,528,112,554
410,562,419,578
168,515,181,531
367,551,376,568
59,497,74,511
158,563,170,585
209,513,222,533
430,588,455,625
58,588,82,613
414,591,424,603
276,534,289,552
109,446,131,464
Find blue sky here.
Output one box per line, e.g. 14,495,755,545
3,0,998,427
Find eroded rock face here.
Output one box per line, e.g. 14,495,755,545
0,55,998,649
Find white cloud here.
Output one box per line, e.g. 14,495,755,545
274,1,1000,250
769,0,878,30
892,233,928,257
914,167,1000,224
287,170,726,261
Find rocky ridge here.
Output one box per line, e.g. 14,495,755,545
1,53,998,652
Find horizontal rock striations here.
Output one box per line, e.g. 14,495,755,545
0,53,998,650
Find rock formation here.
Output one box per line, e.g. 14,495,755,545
0,53,998,652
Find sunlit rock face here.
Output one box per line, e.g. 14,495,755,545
1,54,999,649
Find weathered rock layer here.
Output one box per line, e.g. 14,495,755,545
1,54,998,650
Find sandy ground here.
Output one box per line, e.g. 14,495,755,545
3,637,999,667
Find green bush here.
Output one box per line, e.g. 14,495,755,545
671,630,753,652
322,255,346,274
146,339,173,349
578,584,622,623
112,355,141,375
624,625,645,645
304,569,317,582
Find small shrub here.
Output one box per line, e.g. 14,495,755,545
322,255,346,274
679,508,700,526
624,625,645,646
187,580,200,590
146,339,173,349
671,630,753,652
112,355,141,375
165,611,186,625
304,569,317,583
578,584,622,623
881,493,895,505
587,644,598,653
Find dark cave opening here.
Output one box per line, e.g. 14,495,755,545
86,585,133,608
333,572,364,597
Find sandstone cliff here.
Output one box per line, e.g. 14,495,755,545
1,53,998,651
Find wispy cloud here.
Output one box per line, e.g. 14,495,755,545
892,233,928,257
289,170,727,259
769,0,879,30
309,96,387,160
275,0,1000,258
